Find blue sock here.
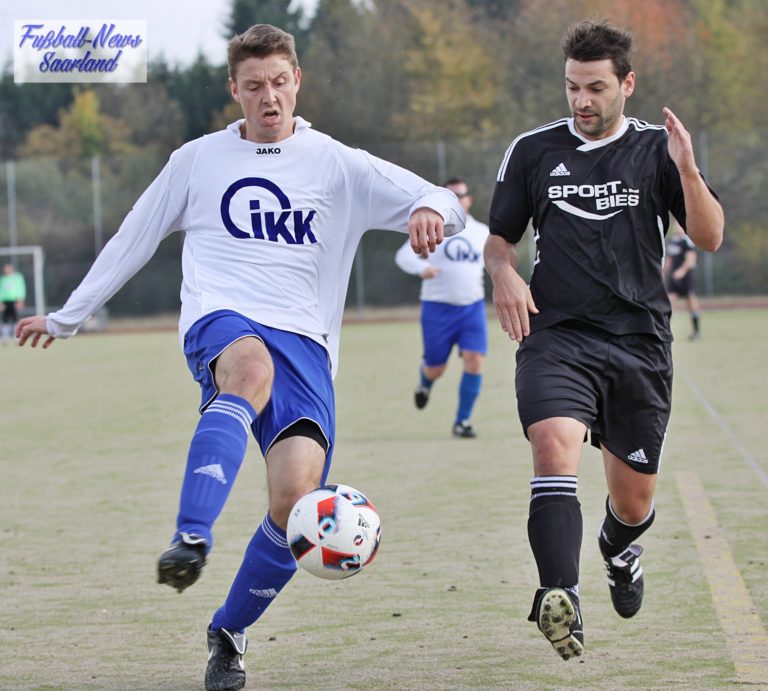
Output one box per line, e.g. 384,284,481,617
211,514,297,633
175,394,256,548
419,365,433,390
455,372,482,424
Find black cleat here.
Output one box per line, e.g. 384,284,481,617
452,421,477,438
205,626,247,691
529,587,584,660
602,544,644,618
157,532,207,593
414,386,430,409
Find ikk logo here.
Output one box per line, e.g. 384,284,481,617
443,236,480,262
220,177,317,244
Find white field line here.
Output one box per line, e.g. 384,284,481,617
676,471,768,686
678,367,768,487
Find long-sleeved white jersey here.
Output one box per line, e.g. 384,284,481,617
394,214,488,304
46,118,465,377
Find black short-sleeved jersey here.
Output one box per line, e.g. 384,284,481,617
666,232,696,272
490,116,715,342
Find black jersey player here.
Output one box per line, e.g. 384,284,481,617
664,221,702,340
484,19,723,659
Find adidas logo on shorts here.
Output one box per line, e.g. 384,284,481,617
627,449,649,464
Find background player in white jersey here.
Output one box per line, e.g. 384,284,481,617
484,19,723,660
15,24,464,691
664,221,703,340
395,176,489,438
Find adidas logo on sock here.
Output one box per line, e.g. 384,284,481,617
549,162,570,176
249,587,279,598
627,449,648,464
194,463,228,484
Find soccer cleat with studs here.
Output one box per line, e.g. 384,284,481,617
205,626,247,691
602,543,644,618
414,386,430,409
529,587,584,660
452,421,477,438
157,532,207,593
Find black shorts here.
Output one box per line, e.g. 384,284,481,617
2,301,17,324
667,273,693,297
515,322,672,474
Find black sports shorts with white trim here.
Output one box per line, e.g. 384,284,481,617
515,321,672,474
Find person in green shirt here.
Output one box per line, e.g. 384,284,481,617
1,262,26,345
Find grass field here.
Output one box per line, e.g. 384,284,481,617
1,308,767,690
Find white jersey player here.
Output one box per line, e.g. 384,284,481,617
16,24,465,691
395,177,488,439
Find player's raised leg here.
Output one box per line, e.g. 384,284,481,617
414,361,445,409
159,329,273,593
414,301,453,410
599,451,657,618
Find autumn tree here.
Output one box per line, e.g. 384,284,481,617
392,0,501,140
20,90,134,159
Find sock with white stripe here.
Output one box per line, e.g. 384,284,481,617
528,475,582,588
210,514,297,633
598,496,655,558
175,394,256,549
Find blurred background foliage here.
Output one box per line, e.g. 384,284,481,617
0,0,766,315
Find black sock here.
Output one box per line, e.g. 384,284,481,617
528,476,582,588
598,495,655,557
692,313,700,333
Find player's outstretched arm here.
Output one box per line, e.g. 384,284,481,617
663,107,724,252
484,234,538,342
408,207,445,258
15,315,56,349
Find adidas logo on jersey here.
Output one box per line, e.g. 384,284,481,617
627,449,649,464
194,463,228,484
549,162,570,177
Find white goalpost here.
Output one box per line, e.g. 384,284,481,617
0,245,45,315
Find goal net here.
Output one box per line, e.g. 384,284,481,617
0,245,45,316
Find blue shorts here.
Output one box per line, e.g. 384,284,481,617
420,299,488,367
183,310,335,482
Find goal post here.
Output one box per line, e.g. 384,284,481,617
0,245,45,315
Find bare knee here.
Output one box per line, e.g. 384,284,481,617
609,492,655,525
266,435,326,529
423,363,446,381
269,488,307,529
528,418,586,475
214,338,274,411
461,351,484,374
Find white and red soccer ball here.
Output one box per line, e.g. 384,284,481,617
287,484,381,580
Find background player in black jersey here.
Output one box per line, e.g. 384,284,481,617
484,19,723,660
664,221,703,340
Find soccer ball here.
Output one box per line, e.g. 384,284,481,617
287,484,381,580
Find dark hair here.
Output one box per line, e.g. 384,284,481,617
443,176,467,188
562,19,633,81
227,24,298,80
